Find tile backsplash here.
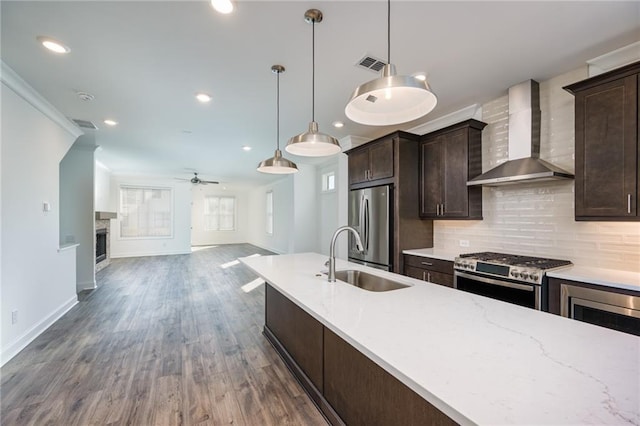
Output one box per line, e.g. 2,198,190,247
433,67,640,273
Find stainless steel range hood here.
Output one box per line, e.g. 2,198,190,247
467,80,574,186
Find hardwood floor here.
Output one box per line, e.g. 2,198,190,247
1,244,328,426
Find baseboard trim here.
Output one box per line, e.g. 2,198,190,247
110,249,191,259
1,295,78,366
77,279,96,292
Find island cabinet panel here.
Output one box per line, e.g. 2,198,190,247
419,119,486,220
403,254,454,287
564,61,640,221
323,328,457,426
348,136,394,185
265,284,323,392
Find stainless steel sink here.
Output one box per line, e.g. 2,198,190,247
333,270,411,292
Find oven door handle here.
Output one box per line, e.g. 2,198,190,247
454,270,536,292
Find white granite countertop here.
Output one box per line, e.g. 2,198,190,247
402,247,459,262
241,252,640,426
548,265,640,293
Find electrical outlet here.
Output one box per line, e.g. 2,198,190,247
459,239,470,247
11,310,18,325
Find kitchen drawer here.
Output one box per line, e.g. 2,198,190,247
404,254,453,275
405,265,454,288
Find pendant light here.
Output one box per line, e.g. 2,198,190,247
257,65,299,174
345,0,437,126
286,9,341,157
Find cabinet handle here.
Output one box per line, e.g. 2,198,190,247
422,271,426,281
421,261,433,266
427,272,431,282
441,204,445,215
628,194,632,214
436,204,440,216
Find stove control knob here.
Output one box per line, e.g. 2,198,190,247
520,272,529,280
531,274,539,281
511,270,519,278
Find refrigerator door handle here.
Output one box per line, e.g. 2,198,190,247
364,197,370,252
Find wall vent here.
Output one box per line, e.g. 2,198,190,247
356,54,387,73
72,119,98,130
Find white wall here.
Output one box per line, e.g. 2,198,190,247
60,141,96,291
317,158,339,256
433,66,640,272
109,176,191,258
94,160,113,212
190,186,248,246
246,177,294,254
292,163,318,253
1,64,82,365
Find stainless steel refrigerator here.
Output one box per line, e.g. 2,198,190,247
348,185,392,271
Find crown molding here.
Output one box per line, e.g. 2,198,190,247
587,41,640,77
409,103,483,136
1,61,82,138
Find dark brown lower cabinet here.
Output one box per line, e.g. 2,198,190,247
324,328,456,426
403,255,454,288
264,284,457,426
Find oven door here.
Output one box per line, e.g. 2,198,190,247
454,270,541,310
561,284,640,336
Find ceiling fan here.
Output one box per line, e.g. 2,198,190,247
177,172,219,185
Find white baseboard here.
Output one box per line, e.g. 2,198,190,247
77,279,96,292
0,296,78,366
245,242,283,255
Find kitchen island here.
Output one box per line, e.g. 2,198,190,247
240,253,639,425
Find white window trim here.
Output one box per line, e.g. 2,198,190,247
321,170,337,193
118,185,174,240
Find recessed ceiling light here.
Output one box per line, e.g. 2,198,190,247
76,91,95,101
413,73,427,81
242,146,252,151
196,93,212,103
104,119,118,126
332,121,344,128
37,36,70,54
211,0,234,14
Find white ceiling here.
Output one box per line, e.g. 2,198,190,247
2,1,639,186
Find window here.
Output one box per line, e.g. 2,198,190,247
119,186,172,238
321,171,336,192
266,191,273,235
204,196,236,231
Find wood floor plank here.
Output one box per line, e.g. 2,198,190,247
0,244,327,426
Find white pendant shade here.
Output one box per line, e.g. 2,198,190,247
257,149,298,174
345,64,437,126
286,121,341,157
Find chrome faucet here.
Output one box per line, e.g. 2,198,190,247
328,226,364,282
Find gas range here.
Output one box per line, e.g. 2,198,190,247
454,252,572,285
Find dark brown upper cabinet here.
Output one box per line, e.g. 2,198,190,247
348,136,394,186
564,61,640,221
419,119,486,220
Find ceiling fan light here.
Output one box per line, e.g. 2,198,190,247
345,64,437,126
257,149,298,174
286,121,341,157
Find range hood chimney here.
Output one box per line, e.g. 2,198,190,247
467,80,574,186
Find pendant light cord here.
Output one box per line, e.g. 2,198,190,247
311,18,315,122
387,0,391,64
276,70,280,150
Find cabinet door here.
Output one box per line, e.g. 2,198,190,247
442,128,470,217
575,75,638,219
404,264,427,281
348,148,370,185
369,137,394,181
324,328,456,426
265,285,324,392
419,138,443,217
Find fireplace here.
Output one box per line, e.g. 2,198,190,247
96,228,107,264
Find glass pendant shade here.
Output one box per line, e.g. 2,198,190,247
257,65,298,175
286,121,341,157
345,64,437,126
257,149,298,174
